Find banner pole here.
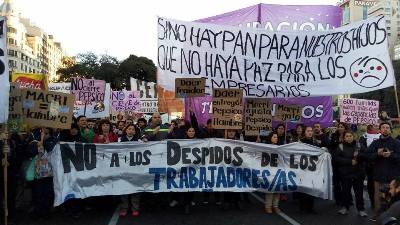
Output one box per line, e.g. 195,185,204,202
284,121,288,144
83,102,87,116
394,84,400,118
2,124,9,225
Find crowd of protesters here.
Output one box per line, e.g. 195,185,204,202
0,109,400,225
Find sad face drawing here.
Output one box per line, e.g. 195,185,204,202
350,56,388,88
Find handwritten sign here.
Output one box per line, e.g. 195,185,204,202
212,89,243,129
130,77,158,113
275,105,302,122
175,78,205,98
158,16,395,97
245,98,272,136
8,83,22,132
71,78,105,104
111,90,140,113
21,88,74,129
339,98,379,125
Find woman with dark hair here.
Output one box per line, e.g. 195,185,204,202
289,124,305,143
94,119,118,143
329,122,348,206
335,131,367,217
119,124,141,217
265,132,282,214
26,127,58,218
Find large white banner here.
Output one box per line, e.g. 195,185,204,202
0,18,8,123
49,82,111,118
51,139,333,206
158,16,394,97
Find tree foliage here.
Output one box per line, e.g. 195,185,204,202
56,52,156,90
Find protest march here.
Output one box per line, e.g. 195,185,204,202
1,2,400,225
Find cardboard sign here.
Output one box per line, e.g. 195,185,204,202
21,88,74,129
11,73,48,90
8,83,23,132
175,78,205,98
339,98,379,125
212,89,243,129
111,90,140,113
275,104,302,122
245,98,272,136
71,78,105,104
48,82,71,93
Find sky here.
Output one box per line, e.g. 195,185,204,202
13,0,340,62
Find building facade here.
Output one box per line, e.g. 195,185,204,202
368,0,400,58
338,0,400,58
339,0,370,25
0,0,64,81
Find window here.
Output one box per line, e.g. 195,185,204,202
363,6,368,20
20,63,23,70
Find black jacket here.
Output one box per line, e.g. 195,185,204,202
120,135,138,142
335,141,365,179
367,136,400,183
300,137,321,147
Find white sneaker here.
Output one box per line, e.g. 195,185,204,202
338,207,348,215
169,200,179,207
359,211,368,217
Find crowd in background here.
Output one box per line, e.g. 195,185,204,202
0,109,399,225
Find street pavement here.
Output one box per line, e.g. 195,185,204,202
12,192,376,225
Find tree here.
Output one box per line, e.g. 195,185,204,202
57,52,99,82
119,54,157,89
56,52,156,90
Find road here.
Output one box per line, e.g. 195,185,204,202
12,192,376,225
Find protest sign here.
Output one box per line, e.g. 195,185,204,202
184,5,339,127
48,82,71,93
245,99,272,136
21,88,74,129
175,78,206,98
275,105,302,122
51,139,333,206
11,73,48,90
158,16,394,97
0,18,8,123
50,82,111,118
111,90,140,113
212,89,243,129
339,98,379,125
186,96,333,128
272,97,333,128
73,83,111,118
8,83,23,132
70,78,105,103
130,77,158,113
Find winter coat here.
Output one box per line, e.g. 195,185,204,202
366,136,400,183
335,141,365,179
